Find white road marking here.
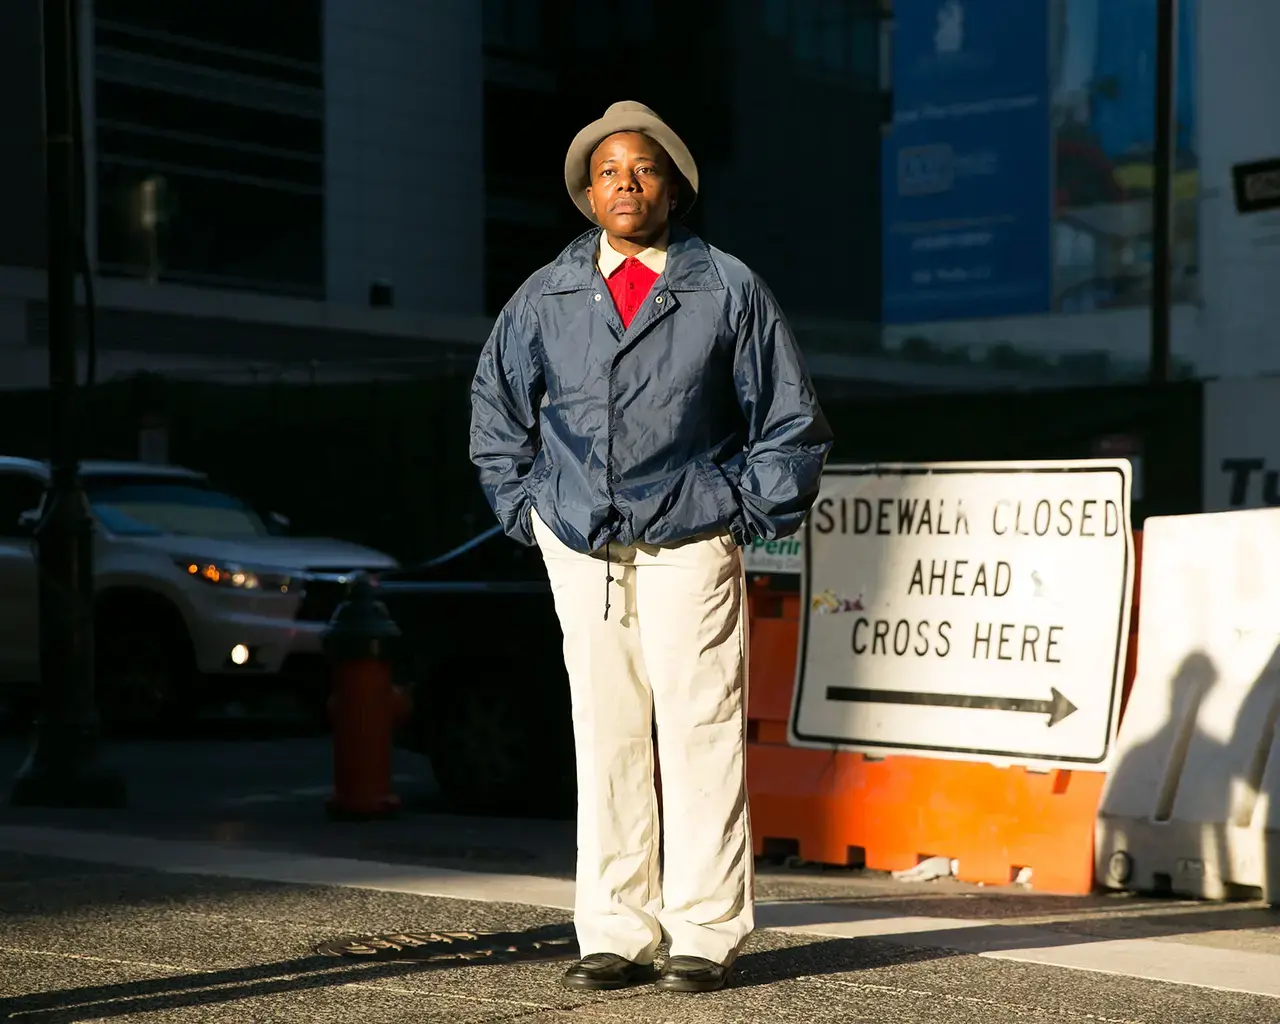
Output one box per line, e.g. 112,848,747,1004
0,825,1276,1001
811,978,1146,1024
766,913,1280,1000
0,825,575,909
0,944,193,972
984,937,1280,1000
341,982,555,1010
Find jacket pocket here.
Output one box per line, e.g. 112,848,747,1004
701,457,753,545
637,457,744,547
698,458,740,524
522,450,552,500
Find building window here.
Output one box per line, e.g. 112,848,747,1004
763,0,788,34
760,0,881,90
574,0,654,51
484,0,545,53
1050,0,1200,312
94,0,321,65
93,1,324,296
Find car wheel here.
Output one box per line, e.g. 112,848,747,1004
95,619,198,734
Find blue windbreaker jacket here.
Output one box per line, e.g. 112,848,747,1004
469,226,833,555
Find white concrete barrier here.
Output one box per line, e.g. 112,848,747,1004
1095,507,1280,903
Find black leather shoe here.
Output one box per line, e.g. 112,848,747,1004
561,952,652,991
656,955,732,993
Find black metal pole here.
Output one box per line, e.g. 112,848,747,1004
1149,0,1177,385
10,0,124,808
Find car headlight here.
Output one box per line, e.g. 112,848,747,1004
175,558,294,593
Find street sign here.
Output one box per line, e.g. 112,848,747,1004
1232,156,1280,215
790,461,1134,768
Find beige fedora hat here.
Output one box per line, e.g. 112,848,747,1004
564,101,699,224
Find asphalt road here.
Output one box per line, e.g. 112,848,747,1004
0,724,1277,1021
0,713,439,818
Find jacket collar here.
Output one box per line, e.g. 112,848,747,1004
540,224,722,295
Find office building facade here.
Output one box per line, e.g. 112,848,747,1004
0,0,1118,394
0,0,487,389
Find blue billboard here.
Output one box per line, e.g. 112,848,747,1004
882,0,1054,323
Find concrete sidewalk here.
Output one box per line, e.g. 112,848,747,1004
1,822,1279,1023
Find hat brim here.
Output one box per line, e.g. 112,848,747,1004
564,112,699,224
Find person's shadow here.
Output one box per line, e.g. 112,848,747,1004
1098,644,1280,903
1218,642,1280,902
0,925,581,1022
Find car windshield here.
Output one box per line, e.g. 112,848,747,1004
84,476,270,538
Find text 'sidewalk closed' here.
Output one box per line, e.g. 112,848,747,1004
790,461,1135,769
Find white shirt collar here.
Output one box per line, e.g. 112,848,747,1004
597,230,668,277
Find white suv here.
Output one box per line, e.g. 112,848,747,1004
0,457,398,724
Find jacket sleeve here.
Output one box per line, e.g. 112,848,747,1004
729,276,834,542
469,293,544,547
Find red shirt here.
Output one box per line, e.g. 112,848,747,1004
605,256,660,329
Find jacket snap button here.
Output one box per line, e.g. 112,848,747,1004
655,295,664,304
594,293,602,301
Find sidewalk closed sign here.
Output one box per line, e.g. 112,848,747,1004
791,461,1134,768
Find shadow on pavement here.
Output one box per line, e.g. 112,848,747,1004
0,930,976,1021
3,872,1279,1021
731,898,1280,990
732,937,949,990
754,891,1280,943
0,927,578,1023
313,922,577,962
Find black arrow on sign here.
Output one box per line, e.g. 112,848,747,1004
825,686,1079,727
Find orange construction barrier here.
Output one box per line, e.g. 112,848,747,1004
745,530,1144,894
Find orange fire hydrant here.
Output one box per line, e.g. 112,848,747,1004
322,574,408,820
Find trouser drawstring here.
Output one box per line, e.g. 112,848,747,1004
603,540,614,621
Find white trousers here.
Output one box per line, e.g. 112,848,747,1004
532,511,754,966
